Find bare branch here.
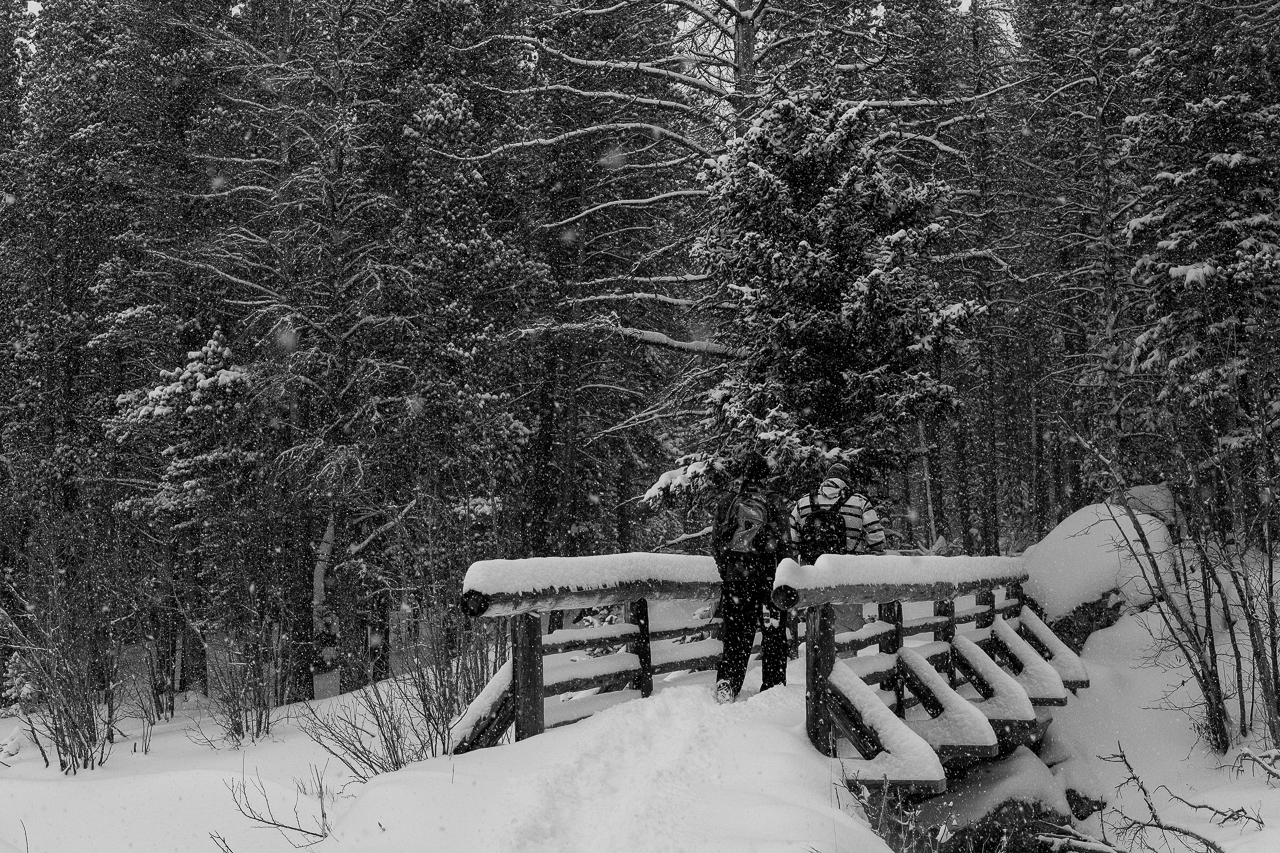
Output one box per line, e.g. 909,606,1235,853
539,189,710,231
439,124,715,162
458,35,731,99
527,320,746,358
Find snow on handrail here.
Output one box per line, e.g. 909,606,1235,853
772,555,1028,611
461,553,721,617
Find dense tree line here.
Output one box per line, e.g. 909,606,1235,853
0,0,1277,764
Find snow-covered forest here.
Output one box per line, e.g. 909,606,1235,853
1,0,1279,849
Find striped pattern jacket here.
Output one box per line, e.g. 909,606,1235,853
788,478,886,556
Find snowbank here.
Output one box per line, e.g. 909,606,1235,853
1023,503,1171,621
320,684,890,853
916,746,1071,829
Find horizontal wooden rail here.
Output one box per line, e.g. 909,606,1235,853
541,616,718,656
460,553,720,618
461,578,722,618
772,555,1028,612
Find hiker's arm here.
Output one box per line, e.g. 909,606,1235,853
862,504,887,553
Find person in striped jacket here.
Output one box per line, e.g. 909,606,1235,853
789,462,886,564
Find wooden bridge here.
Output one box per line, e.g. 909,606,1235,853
452,552,1088,796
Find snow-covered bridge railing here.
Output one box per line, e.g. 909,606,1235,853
450,551,1090,795
452,553,725,755
774,555,1089,793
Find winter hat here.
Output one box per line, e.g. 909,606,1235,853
825,462,852,484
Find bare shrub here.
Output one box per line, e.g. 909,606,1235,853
851,786,945,853
298,606,506,779
0,607,123,773
223,765,330,846
202,632,281,747
1039,745,1263,853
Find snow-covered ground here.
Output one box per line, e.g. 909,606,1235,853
4,612,1280,853
318,676,882,853
0,658,885,853
1054,613,1280,852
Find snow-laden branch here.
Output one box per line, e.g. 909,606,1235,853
527,320,746,358
662,0,735,37
347,499,418,557
868,129,963,157
539,189,710,230
438,124,715,162
843,78,1030,113
576,273,710,288
457,35,731,99
479,82,707,119
567,292,698,308
658,525,713,550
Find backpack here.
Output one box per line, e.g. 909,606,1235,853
796,486,856,563
719,491,782,556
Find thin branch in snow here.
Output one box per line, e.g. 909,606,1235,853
538,189,710,231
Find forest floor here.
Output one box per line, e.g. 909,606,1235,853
3,611,1280,852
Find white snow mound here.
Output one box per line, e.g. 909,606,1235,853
1023,503,1171,621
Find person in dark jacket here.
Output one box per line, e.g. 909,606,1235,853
710,451,794,704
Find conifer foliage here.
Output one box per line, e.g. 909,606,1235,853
678,95,974,491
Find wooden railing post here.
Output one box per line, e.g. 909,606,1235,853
510,613,544,741
878,600,904,714
975,589,996,630
933,598,956,684
629,598,653,698
1006,582,1024,617
806,603,836,757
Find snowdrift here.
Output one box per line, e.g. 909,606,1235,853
1023,502,1172,621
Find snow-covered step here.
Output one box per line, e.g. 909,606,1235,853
1013,608,1089,689
898,648,998,763
990,617,1068,706
835,620,896,656
542,622,639,654
901,614,953,637
949,635,1040,751
827,660,947,794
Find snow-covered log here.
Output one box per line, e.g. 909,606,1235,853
899,648,999,763
451,660,515,755
827,661,947,792
772,555,1027,611
1014,608,1090,690
461,553,721,617
989,617,1068,707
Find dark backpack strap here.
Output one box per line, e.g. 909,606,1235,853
840,489,869,550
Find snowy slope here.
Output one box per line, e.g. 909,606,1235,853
320,682,884,853
0,712,335,853
1054,614,1280,852
0,670,887,853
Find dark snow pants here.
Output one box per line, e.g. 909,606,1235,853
715,555,788,696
